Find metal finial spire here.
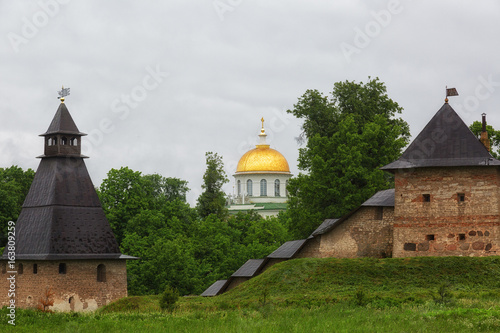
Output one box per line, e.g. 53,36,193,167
261,117,265,133
58,86,70,103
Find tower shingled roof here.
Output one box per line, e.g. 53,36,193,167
41,102,86,136
381,103,500,171
2,103,133,260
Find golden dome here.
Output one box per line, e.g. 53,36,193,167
236,144,290,173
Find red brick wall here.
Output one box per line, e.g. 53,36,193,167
393,166,500,257
0,260,127,311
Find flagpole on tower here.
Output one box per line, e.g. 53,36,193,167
445,86,458,103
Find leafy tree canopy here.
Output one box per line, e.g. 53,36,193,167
285,77,410,239
121,210,290,296
0,166,35,246
196,152,229,219
97,167,190,244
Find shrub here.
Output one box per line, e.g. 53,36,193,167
159,286,179,312
433,282,455,305
353,288,368,307
38,287,55,312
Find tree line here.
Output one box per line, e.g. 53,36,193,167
96,164,290,295
7,78,492,295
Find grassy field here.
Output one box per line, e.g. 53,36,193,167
2,256,500,332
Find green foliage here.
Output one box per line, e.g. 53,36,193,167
196,152,229,219
7,257,500,332
221,256,500,308
96,165,289,296
286,78,410,238
0,166,35,246
469,120,500,158
97,167,190,244
190,212,290,292
353,288,368,306
433,282,455,305
5,305,500,333
159,285,180,312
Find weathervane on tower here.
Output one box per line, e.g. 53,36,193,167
445,86,458,103
57,86,70,103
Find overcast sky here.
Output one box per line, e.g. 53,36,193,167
1,1,500,205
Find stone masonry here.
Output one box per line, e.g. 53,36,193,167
0,260,127,311
392,166,499,257
297,206,394,259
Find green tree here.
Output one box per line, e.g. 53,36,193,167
159,285,179,312
286,78,410,239
122,232,203,295
196,152,229,219
97,167,145,244
469,121,500,158
97,167,191,244
0,166,35,246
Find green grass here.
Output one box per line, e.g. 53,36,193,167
3,256,500,332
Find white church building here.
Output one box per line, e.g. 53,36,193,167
228,119,292,217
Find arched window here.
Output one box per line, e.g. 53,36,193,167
59,263,66,274
97,264,106,282
260,179,267,196
274,179,280,197
247,179,253,196
69,137,77,146
286,180,289,197
237,180,241,196
61,137,68,145
47,137,58,146
18,263,23,274
33,264,38,274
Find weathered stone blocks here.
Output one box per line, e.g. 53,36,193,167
393,167,499,258
0,260,127,311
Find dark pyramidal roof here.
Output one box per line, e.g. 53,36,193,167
382,103,500,170
41,102,86,136
2,102,131,260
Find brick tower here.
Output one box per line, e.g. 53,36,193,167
382,102,500,257
1,100,134,311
